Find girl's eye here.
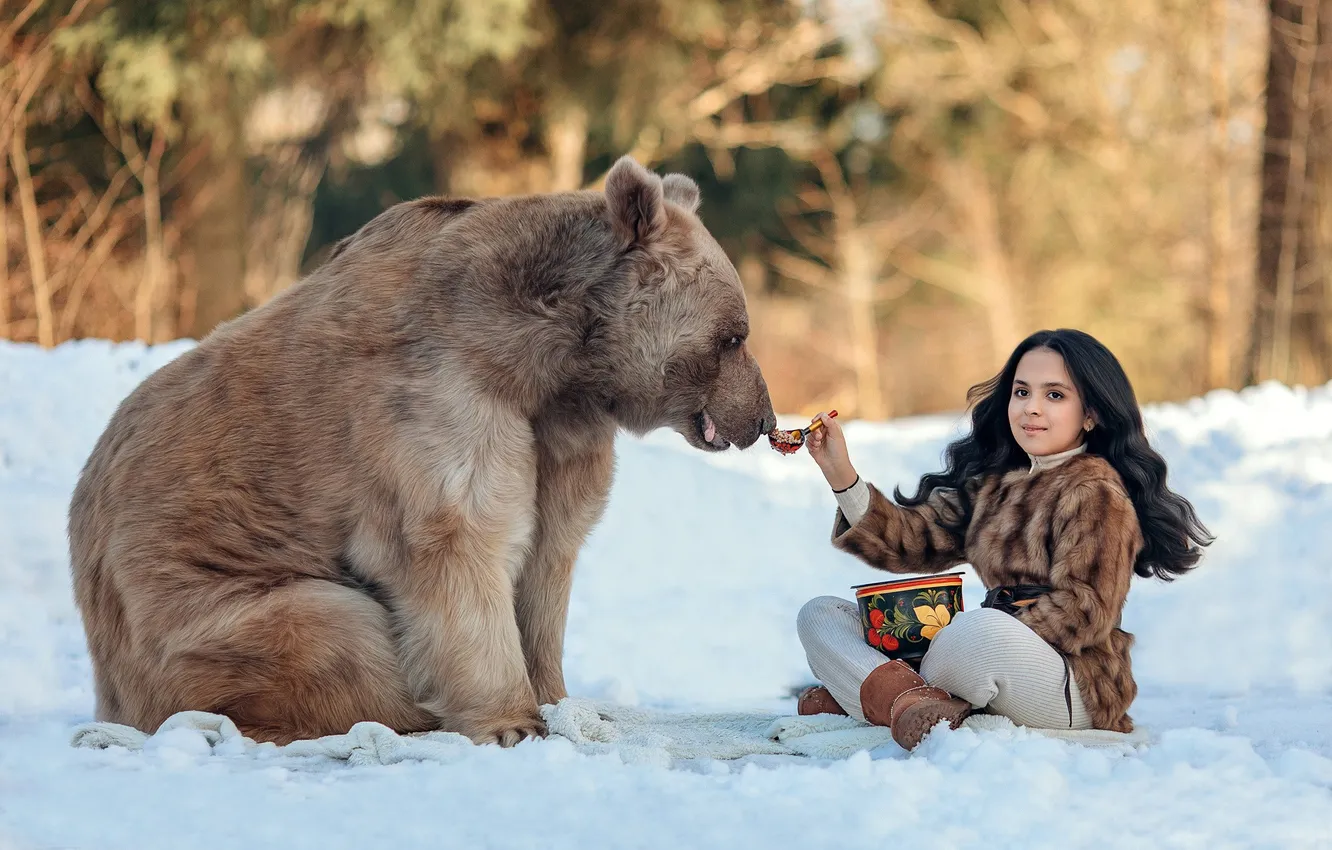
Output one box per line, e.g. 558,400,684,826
1048,391,1064,401
1014,388,1027,398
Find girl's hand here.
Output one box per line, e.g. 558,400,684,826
806,412,859,491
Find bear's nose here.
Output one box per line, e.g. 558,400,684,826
758,414,776,437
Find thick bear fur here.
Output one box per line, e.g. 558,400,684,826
68,156,776,746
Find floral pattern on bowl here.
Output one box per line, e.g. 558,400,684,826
853,572,965,664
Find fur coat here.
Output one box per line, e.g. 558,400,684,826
831,453,1143,732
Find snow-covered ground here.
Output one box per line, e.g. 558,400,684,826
1,339,1330,849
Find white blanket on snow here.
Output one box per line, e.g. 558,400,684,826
69,698,1151,768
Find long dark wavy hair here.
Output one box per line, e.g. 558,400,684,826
896,329,1214,581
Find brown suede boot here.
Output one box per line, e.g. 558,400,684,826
797,685,849,717
887,688,974,751
858,659,974,750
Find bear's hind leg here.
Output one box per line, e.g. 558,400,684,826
156,579,435,745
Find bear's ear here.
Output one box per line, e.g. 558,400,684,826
605,155,667,247
661,174,700,214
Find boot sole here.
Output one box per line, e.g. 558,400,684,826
892,697,973,750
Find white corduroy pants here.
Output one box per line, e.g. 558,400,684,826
796,596,1092,730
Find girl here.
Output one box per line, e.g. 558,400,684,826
795,329,1212,751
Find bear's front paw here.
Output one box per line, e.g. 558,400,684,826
465,713,548,748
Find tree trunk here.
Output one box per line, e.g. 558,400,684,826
430,130,465,196
941,158,1020,366
1306,0,1332,378
809,149,888,419
1249,0,1332,384
184,145,249,339
545,98,589,193
1271,0,1317,383
134,128,167,342
242,145,327,309
1,155,8,340
841,230,887,419
1249,1,1291,383
1205,0,1234,389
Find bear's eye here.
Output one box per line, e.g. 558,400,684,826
722,335,743,351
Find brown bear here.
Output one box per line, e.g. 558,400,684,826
67,155,776,747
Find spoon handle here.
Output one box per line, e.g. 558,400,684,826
803,409,838,435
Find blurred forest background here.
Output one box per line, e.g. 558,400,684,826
3,0,1330,418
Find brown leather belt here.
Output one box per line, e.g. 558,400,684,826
980,583,1052,615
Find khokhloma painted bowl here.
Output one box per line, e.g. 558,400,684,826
853,572,965,665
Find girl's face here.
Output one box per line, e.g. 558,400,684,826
1008,347,1093,456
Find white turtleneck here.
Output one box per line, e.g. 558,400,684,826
833,441,1088,525
1028,441,1087,473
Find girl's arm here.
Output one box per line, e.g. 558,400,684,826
806,410,968,575
1016,479,1140,654
829,478,969,575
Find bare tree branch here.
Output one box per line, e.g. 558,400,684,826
59,216,129,338
9,120,53,346
0,0,49,50
768,248,835,292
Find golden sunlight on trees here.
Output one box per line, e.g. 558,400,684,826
0,0,1319,418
